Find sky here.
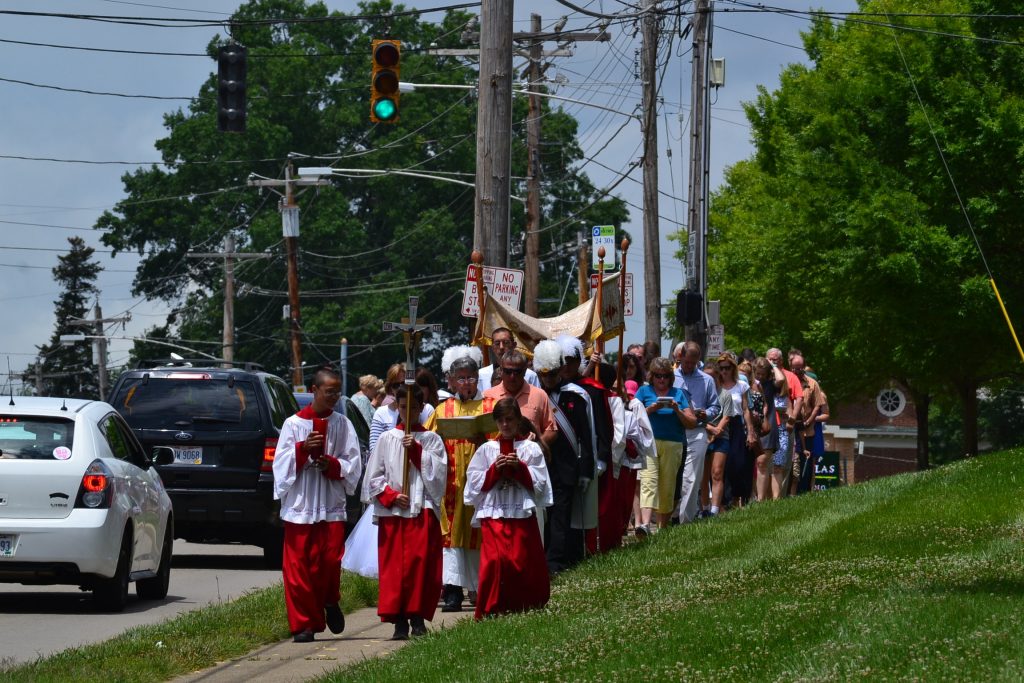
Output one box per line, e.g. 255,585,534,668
0,0,858,387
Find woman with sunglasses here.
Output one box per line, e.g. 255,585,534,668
701,355,758,515
633,357,697,535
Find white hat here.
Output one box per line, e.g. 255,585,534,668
533,340,564,373
441,345,476,374
554,334,584,362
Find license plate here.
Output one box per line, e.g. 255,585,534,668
0,534,16,558
172,446,203,465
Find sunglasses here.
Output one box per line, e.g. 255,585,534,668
455,377,479,385
719,363,734,369
501,367,526,376
652,372,672,380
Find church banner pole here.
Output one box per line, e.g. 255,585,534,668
616,239,630,396
472,250,489,356
592,246,606,378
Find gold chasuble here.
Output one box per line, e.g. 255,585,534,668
439,397,484,549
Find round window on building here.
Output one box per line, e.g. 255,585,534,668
877,387,906,418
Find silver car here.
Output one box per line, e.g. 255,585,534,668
0,397,174,611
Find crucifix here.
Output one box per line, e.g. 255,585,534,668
382,296,443,492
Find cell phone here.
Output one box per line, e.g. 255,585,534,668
656,396,674,404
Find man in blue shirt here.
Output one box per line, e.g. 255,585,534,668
672,341,721,522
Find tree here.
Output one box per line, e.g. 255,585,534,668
96,0,627,382
703,0,1024,466
24,237,104,398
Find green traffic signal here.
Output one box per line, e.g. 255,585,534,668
373,98,398,122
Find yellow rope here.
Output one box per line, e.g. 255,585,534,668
990,279,1024,364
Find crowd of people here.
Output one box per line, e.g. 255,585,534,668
270,332,829,643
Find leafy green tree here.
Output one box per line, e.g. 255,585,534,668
23,237,104,398
97,0,627,383
703,0,1024,466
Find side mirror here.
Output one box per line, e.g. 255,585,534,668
151,446,175,467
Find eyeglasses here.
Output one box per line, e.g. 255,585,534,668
455,377,479,385
501,367,526,376
652,372,672,380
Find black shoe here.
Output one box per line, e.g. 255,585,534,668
441,585,463,612
325,602,345,634
391,619,410,641
293,629,314,643
410,617,427,637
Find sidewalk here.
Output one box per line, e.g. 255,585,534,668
171,607,471,683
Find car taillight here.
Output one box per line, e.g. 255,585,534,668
76,460,113,509
262,438,278,473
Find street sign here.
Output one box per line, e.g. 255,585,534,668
591,225,616,271
461,264,525,317
707,323,725,358
590,272,633,317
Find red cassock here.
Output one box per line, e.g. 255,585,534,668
586,471,623,554
282,521,345,634
475,438,551,620
376,509,443,622
476,517,550,619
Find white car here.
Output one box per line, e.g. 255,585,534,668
0,397,175,611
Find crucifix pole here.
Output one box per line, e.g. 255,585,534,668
382,296,443,493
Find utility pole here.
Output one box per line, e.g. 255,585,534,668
641,0,662,345
67,304,129,402
93,303,109,402
523,14,543,317
223,233,236,363
474,0,514,269
187,235,272,365
519,15,610,317
248,162,330,389
685,0,711,351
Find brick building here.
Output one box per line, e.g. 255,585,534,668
826,385,918,484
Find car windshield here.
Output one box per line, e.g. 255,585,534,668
113,377,261,430
0,416,75,460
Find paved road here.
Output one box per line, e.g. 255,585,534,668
0,540,282,668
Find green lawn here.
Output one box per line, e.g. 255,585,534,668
3,451,1021,682
322,450,1024,682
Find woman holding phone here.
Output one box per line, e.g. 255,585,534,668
633,357,697,535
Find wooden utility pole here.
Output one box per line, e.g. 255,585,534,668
641,0,661,345
523,13,543,317
187,236,272,365
474,0,514,269
67,304,129,401
518,16,610,316
248,163,330,388
685,0,711,351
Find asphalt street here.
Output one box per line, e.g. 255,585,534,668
0,540,282,668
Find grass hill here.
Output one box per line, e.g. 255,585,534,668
325,450,1024,682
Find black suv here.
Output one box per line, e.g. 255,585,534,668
109,360,298,567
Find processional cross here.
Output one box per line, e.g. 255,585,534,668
382,296,443,491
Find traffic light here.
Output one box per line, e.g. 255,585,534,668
217,44,247,133
676,289,703,327
370,39,401,123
